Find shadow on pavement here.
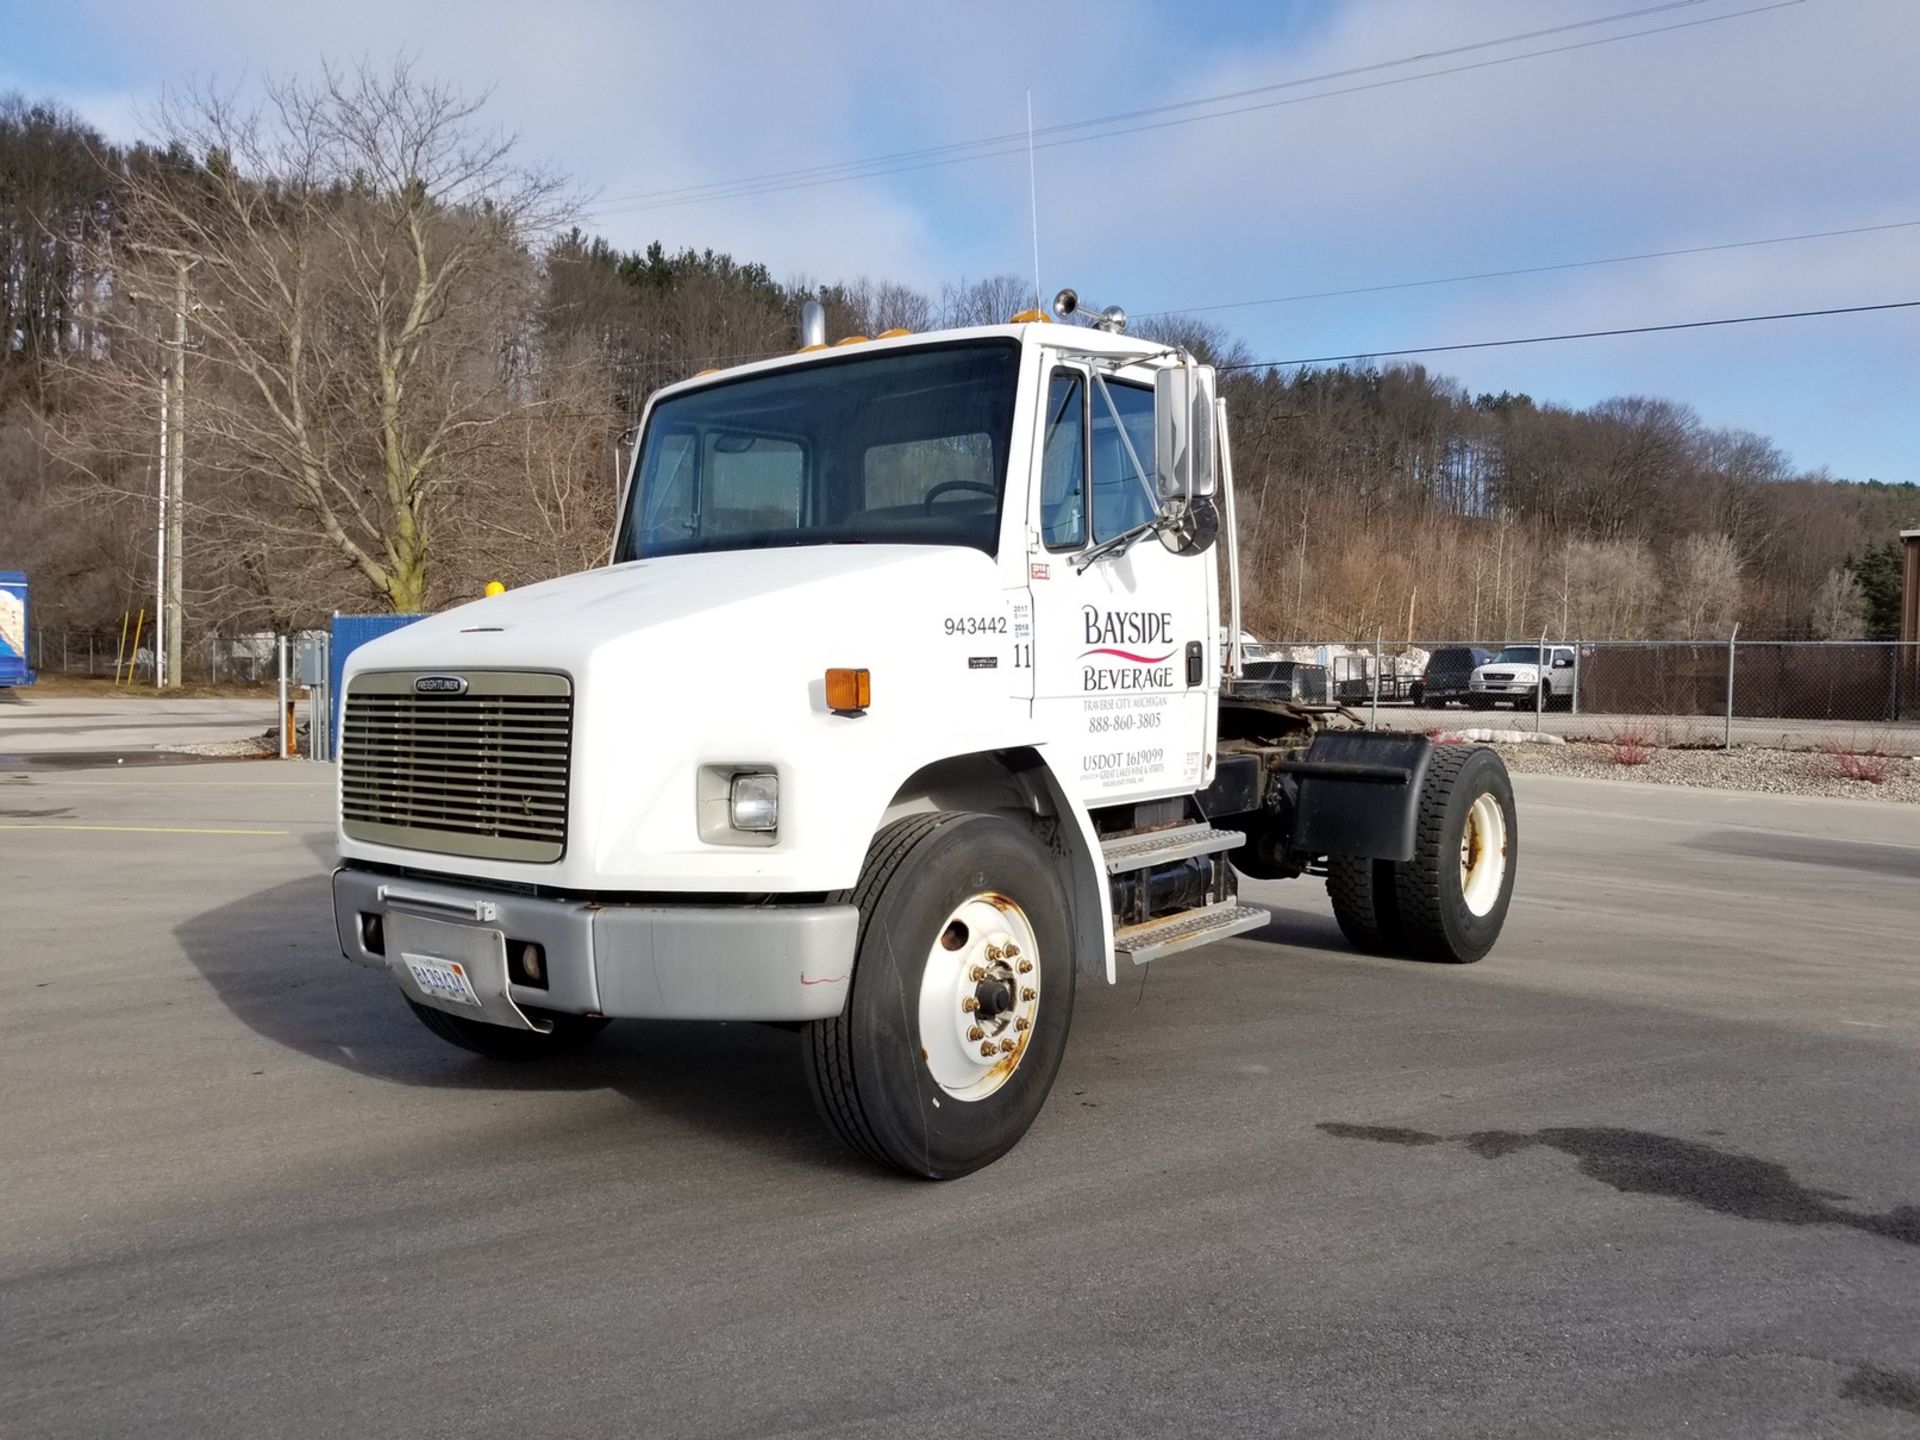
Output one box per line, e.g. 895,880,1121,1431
173,861,859,1172
1319,1121,1920,1247
1689,829,1920,880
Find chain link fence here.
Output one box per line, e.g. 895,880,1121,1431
1263,638,1920,752
22,627,284,685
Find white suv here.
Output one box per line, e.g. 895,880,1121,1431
1470,644,1576,710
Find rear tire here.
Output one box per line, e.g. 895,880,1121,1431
404,998,608,1059
1326,854,1406,956
1390,746,1517,963
804,813,1076,1179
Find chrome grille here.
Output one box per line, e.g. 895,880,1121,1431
341,671,572,863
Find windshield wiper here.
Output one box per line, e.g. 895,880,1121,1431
1074,514,1167,573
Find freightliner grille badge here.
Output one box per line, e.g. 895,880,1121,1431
413,675,469,695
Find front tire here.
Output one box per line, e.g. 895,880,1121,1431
404,998,609,1059
804,813,1076,1179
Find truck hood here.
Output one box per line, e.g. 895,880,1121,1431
335,541,1033,894
346,544,994,673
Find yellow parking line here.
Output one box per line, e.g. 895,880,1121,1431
0,823,291,835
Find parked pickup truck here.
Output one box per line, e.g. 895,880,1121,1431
1469,644,1575,710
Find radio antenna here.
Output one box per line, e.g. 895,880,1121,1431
1025,89,1042,315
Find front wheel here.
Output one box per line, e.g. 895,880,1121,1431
804,813,1076,1179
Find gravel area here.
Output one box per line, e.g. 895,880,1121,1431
160,731,278,759
1490,737,1920,802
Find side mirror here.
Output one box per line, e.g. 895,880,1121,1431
1155,363,1217,502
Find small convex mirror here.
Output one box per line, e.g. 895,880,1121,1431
1154,363,1218,502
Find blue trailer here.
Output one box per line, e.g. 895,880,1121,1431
0,572,32,688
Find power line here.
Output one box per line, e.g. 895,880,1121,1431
1217,299,1920,370
1135,218,1920,319
582,0,1803,219
591,0,1722,209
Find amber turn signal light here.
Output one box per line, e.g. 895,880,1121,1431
825,668,871,714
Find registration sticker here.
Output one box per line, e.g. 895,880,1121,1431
403,955,483,1009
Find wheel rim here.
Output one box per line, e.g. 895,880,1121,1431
1459,791,1508,918
917,892,1041,1102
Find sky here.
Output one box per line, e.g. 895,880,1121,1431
5,0,1915,481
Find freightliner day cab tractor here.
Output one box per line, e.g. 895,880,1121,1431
332,293,1518,1178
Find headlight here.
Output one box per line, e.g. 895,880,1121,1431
728,772,779,832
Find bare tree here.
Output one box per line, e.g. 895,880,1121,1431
95,59,572,614
1667,532,1742,638
1807,566,1867,640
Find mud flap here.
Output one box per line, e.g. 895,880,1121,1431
1286,731,1433,862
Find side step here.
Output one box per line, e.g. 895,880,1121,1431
1113,900,1270,966
1101,822,1245,874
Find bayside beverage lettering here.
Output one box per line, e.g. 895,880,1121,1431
1082,605,1176,691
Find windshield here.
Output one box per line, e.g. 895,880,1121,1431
1491,646,1546,665
615,340,1021,562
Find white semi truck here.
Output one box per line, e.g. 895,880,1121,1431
332,295,1518,1178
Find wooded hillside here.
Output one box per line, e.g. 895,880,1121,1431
4,76,1914,646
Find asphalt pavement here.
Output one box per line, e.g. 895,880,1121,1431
2,760,1917,1438
0,692,278,756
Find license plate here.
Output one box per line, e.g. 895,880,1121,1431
402,954,483,1008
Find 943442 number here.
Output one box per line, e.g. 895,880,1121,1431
943,615,1008,637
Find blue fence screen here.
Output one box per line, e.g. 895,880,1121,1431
329,613,424,746
0,571,33,687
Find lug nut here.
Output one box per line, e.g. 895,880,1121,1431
1015,1017,1030,1032
1017,959,1033,974
985,944,1004,962
980,1042,997,1058
1004,943,1020,958
999,1038,1017,1053
969,965,987,982
961,996,979,1012
1021,987,1036,1002
967,1025,985,1042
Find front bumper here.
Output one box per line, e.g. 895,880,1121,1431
333,867,858,1022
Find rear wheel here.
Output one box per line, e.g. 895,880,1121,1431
1390,746,1517,963
804,813,1076,1179
404,998,608,1059
1327,854,1405,954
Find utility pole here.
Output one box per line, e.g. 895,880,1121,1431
165,256,187,689
155,376,168,688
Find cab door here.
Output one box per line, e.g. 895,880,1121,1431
1026,359,1215,807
